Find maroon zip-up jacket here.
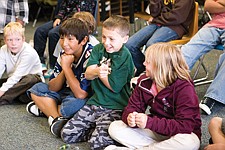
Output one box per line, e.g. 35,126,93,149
122,74,202,140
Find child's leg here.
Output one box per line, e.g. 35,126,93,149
0,74,42,105
108,120,156,149
138,132,200,150
60,95,88,118
61,105,96,143
89,107,122,150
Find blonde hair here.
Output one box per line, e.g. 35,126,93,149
145,43,190,88
4,22,25,38
72,11,96,34
103,15,129,37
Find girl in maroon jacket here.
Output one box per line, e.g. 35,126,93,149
105,43,201,150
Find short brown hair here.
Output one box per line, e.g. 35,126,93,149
59,18,89,44
103,15,129,37
72,11,96,34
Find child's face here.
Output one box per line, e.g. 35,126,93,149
144,60,154,78
59,35,86,55
4,33,24,54
102,27,128,53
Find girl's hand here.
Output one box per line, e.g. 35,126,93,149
127,112,138,127
135,113,148,129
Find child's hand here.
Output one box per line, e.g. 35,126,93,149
135,113,148,129
53,19,61,27
127,112,138,127
61,54,74,69
98,63,110,78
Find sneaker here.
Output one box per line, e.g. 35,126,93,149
41,63,47,72
44,69,53,78
50,117,68,137
199,97,215,115
26,101,45,117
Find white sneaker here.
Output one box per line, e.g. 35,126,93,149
26,101,45,117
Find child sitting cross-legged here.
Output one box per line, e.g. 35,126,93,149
26,18,93,137
0,22,43,105
105,43,202,150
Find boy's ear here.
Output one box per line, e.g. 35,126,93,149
123,35,129,44
81,36,88,45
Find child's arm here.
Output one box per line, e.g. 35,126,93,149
62,53,88,99
204,0,225,13
48,71,66,92
85,64,113,91
64,65,88,99
217,0,225,6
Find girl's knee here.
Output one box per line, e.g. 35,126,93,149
108,120,127,137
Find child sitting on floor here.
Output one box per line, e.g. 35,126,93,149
106,43,202,150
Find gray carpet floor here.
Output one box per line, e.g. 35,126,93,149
0,20,224,150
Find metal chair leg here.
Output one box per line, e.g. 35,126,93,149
33,6,42,27
193,55,213,86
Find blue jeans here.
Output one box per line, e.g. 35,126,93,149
205,52,225,104
34,21,60,69
27,82,87,118
181,27,225,70
125,24,179,76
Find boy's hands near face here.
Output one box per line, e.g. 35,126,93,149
61,53,74,69
98,63,110,78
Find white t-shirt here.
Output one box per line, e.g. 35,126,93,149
0,42,44,92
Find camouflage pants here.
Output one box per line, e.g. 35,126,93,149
61,105,122,150
0,74,42,105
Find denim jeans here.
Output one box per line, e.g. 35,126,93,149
27,82,87,118
181,27,225,70
205,52,225,104
125,24,179,76
34,21,60,69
